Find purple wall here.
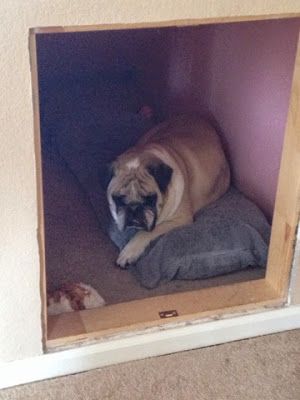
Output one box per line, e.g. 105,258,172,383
208,19,299,219
159,25,214,118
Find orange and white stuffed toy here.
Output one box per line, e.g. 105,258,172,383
47,282,105,316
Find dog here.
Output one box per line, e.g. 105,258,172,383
107,115,230,268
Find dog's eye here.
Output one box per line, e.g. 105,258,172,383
143,194,157,207
112,194,126,207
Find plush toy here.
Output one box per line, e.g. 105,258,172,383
47,282,105,316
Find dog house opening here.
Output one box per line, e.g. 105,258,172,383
30,17,300,346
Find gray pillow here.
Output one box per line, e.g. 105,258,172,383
109,187,271,288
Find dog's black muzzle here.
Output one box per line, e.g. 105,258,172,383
125,204,148,231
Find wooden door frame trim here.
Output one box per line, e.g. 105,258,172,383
28,15,300,350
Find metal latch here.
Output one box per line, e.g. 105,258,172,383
159,309,178,319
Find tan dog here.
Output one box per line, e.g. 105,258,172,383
107,115,230,268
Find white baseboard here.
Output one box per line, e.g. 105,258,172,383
1,305,300,389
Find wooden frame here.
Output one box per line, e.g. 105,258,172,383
290,229,300,304
47,279,280,348
29,33,48,349
29,15,300,350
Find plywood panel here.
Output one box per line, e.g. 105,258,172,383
32,14,300,34
47,279,280,347
266,33,300,297
291,259,300,304
291,230,300,304
29,32,47,347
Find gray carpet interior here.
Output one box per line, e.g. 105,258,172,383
44,146,265,305
2,330,300,399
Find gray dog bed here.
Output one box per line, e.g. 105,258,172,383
126,187,270,288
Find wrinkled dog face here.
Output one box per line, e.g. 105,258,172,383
107,156,173,232
112,192,158,232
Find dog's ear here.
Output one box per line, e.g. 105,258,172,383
147,161,173,193
100,162,116,191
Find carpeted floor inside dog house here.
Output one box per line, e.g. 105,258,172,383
37,18,299,306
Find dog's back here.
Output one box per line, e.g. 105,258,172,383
137,115,231,213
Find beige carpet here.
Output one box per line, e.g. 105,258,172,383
2,329,300,399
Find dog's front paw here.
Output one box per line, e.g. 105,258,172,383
116,234,148,268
